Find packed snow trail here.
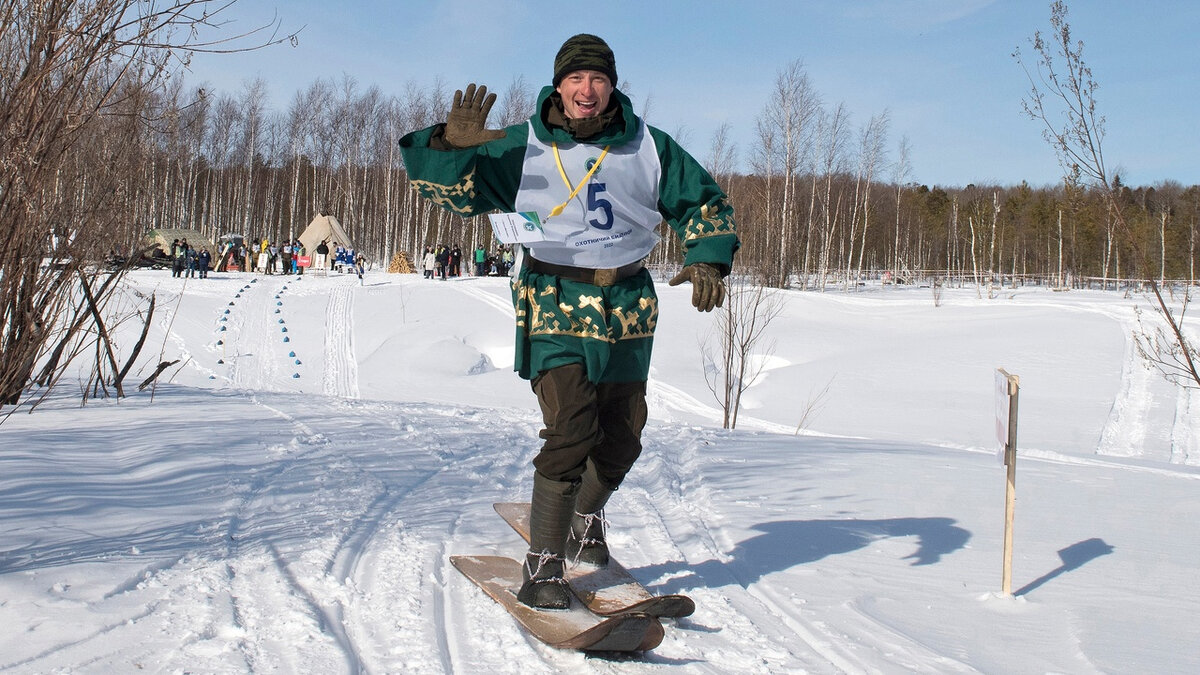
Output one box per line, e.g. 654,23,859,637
3,273,1200,673
1094,301,1157,459
322,280,361,399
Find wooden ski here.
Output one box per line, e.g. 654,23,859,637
494,502,695,618
450,555,663,651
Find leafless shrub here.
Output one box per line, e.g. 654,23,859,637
701,275,786,429
794,376,835,434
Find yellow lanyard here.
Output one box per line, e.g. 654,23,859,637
548,142,610,218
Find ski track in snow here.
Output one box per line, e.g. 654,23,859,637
632,431,825,672
92,396,544,674
1088,297,1199,466
1172,387,1197,464
323,281,361,399
1167,316,1199,465
1095,305,1154,459
212,390,550,674
625,430,984,674
445,276,517,317
216,276,280,392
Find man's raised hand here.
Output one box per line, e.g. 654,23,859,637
443,83,506,148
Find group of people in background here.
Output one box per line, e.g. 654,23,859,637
246,238,308,275
169,238,212,278
421,244,514,280
167,235,507,283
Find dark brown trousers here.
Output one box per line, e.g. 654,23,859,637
531,363,648,486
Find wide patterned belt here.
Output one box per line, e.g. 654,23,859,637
524,257,645,287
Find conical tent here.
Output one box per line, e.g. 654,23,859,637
297,213,353,268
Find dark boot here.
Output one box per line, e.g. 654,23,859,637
518,551,568,609
517,473,578,609
567,461,617,566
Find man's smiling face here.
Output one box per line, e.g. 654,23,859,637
556,70,613,119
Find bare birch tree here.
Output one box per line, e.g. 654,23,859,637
1015,0,1198,389
495,76,536,128
849,111,889,285
814,102,851,290
891,136,912,280
705,122,738,181
753,61,820,287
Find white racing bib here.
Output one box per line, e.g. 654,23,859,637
514,121,662,268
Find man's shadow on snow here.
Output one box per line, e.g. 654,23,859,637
633,517,971,594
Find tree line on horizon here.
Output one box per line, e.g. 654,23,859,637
107,64,1198,289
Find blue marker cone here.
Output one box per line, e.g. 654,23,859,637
288,351,295,357
295,359,301,365
292,373,300,378
281,327,287,333
283,336,290,342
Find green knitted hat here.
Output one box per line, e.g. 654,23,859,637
553,34,617,88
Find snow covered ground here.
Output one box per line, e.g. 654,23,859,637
1,268,1197,674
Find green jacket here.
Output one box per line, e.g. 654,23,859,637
398,87,739,273
399,87,738,382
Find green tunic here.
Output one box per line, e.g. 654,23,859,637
399,87,739,382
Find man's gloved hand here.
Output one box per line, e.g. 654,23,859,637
443,83,506,148
669,262,726,312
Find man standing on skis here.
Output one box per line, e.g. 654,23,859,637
400,34,738,610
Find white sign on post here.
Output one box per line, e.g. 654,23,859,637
995,368,1011,464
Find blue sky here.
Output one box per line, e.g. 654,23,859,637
184,0,1199,188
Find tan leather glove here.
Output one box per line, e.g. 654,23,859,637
443,83,506,148
668,262,726,312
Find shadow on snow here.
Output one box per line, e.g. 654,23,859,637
636,516,972,594
1014,537,1114,596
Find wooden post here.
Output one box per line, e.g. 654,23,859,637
997,369,1020,596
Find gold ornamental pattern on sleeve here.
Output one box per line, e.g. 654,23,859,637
683,200,737,241
407,169,478,215
513,278,657,342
